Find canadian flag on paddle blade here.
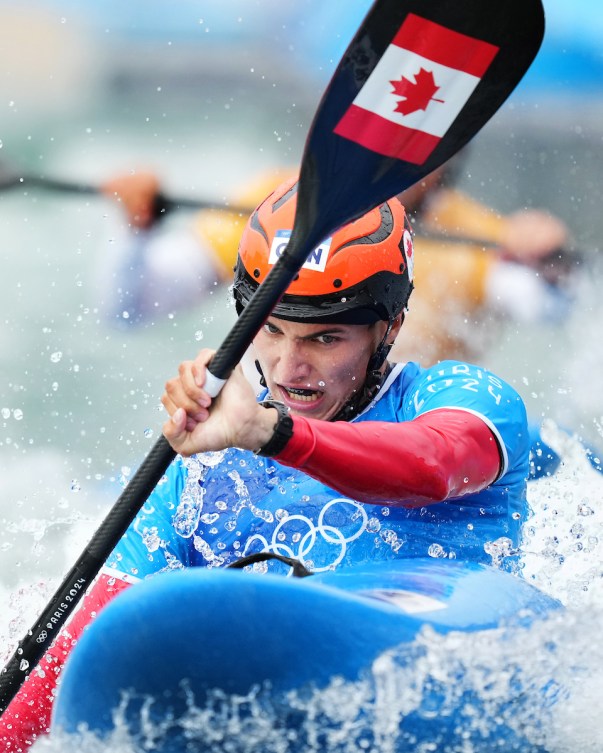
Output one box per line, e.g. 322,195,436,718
334,14,499,165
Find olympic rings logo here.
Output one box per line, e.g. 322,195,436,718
242,497,368,572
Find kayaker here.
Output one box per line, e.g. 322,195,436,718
0,177,535,749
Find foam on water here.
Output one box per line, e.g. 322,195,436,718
0,448,109,669
26,607,603,753
523,423,603,607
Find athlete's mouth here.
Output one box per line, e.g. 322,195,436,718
281,386,323,403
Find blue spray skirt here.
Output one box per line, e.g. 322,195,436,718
52,559,562,751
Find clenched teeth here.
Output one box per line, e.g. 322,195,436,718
284,387,322,402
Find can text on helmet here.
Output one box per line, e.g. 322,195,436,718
269,230,333,273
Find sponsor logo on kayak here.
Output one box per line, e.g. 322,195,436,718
334,13,499,164
269,230,332,272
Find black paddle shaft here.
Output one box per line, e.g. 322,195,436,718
0,0,544,714
0,167,254,216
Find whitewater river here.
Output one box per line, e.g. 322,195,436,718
1,109,603,750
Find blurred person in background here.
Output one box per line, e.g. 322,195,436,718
98,167,295,326
389,155,576,366
99,154,576,364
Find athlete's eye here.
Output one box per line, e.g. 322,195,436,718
315,334,338,344
263,322,281,335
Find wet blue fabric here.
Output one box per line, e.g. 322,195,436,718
107,360,530,579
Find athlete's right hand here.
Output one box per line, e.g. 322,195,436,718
161,349,277,457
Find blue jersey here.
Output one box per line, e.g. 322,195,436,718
105,361,529,580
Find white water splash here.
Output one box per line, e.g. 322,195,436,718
28,609,603,753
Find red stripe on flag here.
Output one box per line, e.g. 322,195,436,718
392,14,499,77
334,105,440,165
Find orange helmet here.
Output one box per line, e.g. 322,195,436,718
233,177,414,324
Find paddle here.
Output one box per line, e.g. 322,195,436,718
0,0,545,714
0,159,255,216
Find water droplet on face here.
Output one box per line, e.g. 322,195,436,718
318,381,325,388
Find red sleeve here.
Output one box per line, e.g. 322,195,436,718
275,408,501,507
0,572,131,751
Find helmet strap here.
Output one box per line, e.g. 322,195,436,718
367,321,394,374
331,321,394,422
254,359,267,388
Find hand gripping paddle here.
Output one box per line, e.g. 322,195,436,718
0,0,544,713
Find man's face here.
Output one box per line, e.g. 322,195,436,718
253,317,391,421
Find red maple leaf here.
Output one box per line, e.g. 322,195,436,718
390,68,444,116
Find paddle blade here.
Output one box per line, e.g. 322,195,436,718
292,0,545,252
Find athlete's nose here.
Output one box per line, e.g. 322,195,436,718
274,339,312,384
